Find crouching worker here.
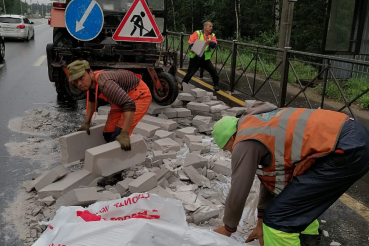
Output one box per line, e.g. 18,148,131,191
67,60,152,151
212,104,369,246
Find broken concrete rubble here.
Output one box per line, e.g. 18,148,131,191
184,153,208,169
129,172,157,193
183,165,211,187
195,96,210,103
34,165,69,191
141,115,178,131
163,108,177,118
148,185,175,199
175,127,197,139
210,104,230,113
183,135,202,147
152,130,175,140
198,123,214,133
187,102,211,112
55,187,98,209
189,142,210,154
212,160,232,176
191,88,208,97
153,150,176,161
174,108,191,117
178,93,196,101
192,115,212,127
132,122,161,137
147,103,170,115
153,138,181,152
116,178,134,195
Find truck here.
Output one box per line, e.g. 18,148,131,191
46,0,178,106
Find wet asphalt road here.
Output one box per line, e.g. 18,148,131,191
0,19,367,246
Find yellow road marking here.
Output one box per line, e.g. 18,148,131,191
177,69,244,106
33,55,47,66
339,193,369,220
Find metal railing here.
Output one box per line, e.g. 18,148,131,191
161,31,369,121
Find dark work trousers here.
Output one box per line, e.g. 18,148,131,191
182,55,219,86
263,119,369,233
103,126,122,143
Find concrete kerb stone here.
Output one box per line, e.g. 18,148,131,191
210,104,230,113
163,108,177,118
147,103,170,115
152,130,175,141
92,115,108,125
148,186,175,199
178,93,196,101
128,172,158,193
174,108,191,117
175,127,197,139
34,165,69,191
59,124,106,164
198,123,214,133
152,151,176,161
192,116,212,127
38,169,99,199
184,153,208,169
141,115,178,131
154,167,173,180
204,100,223,107
153,138,181,152
191,88,207,98
189,142,210,154
97,105,111,115
187,102,211,112
183,165,211,187
55,187,98,210
171,99,184,108
212,160,232,176
183,82,197,93
116,178,134,195
132,122,161,138
195,96,210,103
98,191,121,201
84,134,147,177
158,114,169,119
183,135,202,147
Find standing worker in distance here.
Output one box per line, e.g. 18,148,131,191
211,102,369,246
181,21,219,91
67,60,152,151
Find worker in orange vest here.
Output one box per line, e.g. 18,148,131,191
67,60,152,151
181,21,219,91
212,101,369,246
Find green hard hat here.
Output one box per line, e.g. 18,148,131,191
212,116,238,149
67,60,90,82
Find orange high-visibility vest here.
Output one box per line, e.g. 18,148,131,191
233,108,348,195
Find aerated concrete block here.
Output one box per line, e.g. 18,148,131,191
183,82,196,93
178,93,196,101
213,160,232,176
129,172,158,193
38,169,99,199
55,187,98,209
184,153,208,169
163,108,177,118
191,88,207,98
174,108,192,117
192,116,212,127
92,115,108,125
153,138,181,152
153,130,175,140
175,127,197,139
141,115,178,131
187,102,210,112
59,124,106,164
34,165,69,191
183,135,202,147
153,151,176,161
210,104,230,113
116,178,134,195
183,165,210,187
98,105,111,115
84,134,147,177
147,103,170,114
198,123,214,133
132,122,161,137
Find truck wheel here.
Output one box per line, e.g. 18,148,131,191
152,72,178,106
65,80,87,100
53,28,73,47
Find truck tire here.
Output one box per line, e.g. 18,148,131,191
53,28,73,47
65,80,87,100
152,72,178,106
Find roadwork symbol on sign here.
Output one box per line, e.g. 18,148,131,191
112,0,163,43
65,0,104,41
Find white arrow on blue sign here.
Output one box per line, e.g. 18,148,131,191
65,0,104,41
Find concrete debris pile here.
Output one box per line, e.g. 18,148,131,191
21,90,255,245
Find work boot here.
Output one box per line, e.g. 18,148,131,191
214,85,219,91
299,229,322,246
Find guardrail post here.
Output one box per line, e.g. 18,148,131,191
180,32,184,69
279,47,291,107
230,40,238,92
321,59,330,109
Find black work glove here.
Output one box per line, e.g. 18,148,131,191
78,123,90,135
116,130,131,151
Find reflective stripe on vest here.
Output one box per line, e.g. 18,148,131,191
234,108,348,195
189,30,214,60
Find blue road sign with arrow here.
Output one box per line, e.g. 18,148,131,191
65,0,104,41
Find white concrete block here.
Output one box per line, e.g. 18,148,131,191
59,124,106,164
147,103,170,114
153,138,181,152
204,100,222,107
171,99,183,108
198,123,214,133
174,108,192,117
132,122,161,137
129,172,157,193
116,178,134,195
148,186,175,199
183,82,196,93
55,187,98,209
187,102,210,112
85,134,147,177
158,113,168,119
98,191,121,201
206,92,213,97
34,165,69,191
211,104,230,113
227,107,246,116
191,88,207,97
163,108,177,118
141,115,178,131
195,96,211,103
153,130,175,140
98,105,111,115
38,169,99,199
189,142,210,154
175,127,197,139
178,93,196,101
177,170,190,181
183,165,210,187
154,167,173,180
212,160,232,176
183,135,202,147
153,151,176,161
184,153,208,169
192,116,212,127
92,115,108,125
